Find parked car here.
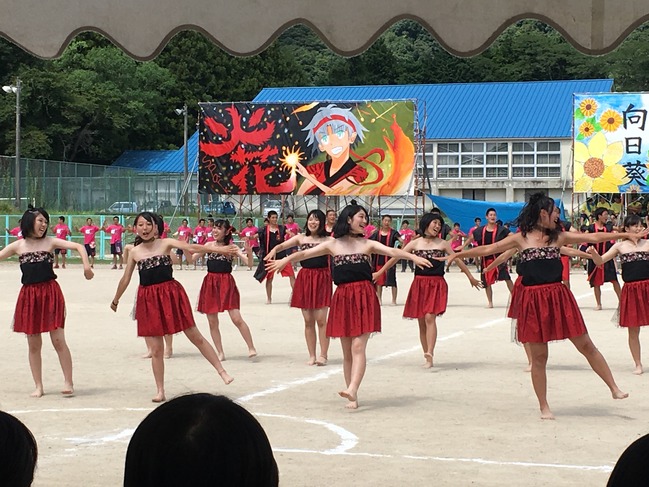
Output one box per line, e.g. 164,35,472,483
100,201,138,214
203,201,236,216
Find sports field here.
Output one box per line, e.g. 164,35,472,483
0,263,645,486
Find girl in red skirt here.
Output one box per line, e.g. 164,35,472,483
589,214,649,375
450,193,637,420
265,209,333,366
373,213,481,368
193,219,257,361
265,201,430,409
110,212,236,403
1,206,93,397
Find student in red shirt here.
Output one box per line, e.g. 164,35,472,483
172,219,193,270
77,218,100,268
103,216,125,269
398,220,416,272
52,216,71,268
6,219,23,240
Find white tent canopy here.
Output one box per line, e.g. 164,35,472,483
1,0,648,60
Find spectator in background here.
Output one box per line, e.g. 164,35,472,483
52,216,71,269
102,216,124,270
124,393,278,487
363,219,376,239
7,219,23,240
325,209,337,235
399,220,416,272
446,222,467,271
172,219,193,270
193,218,208,270
0,410,38,487
242,218,260,271
76,218,100,268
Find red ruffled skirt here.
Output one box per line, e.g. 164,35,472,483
291,267,332,309
619,280,649,327
197,272,240,314
135,280,195,337
327,280,380,338
403,275,448,318
507,275,523,319
517,282,587,343
14,280,66,334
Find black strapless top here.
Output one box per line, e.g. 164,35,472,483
332,253,372,285
620,251,649,283
138,255,173,286
413,249,445,277
19,251,57,285
207,252,233,274
299,243,329,269
518,247,562,286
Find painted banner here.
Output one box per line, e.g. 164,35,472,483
198,101,415,195
573,93,649,193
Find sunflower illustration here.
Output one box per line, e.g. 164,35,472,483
599,109,623,132
574,132,628,192
579,121,595,138
579,98,598,117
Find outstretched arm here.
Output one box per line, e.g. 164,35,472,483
452,233,521,262
265,241,334,273
371,240,417,280
365,239,432,268
264,234,303,260
0,241,20,260
483,248,517,272
587,242,621,265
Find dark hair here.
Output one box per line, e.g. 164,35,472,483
304,209,326,237
133,212,164,246
333,201,368,238
207,218,214,225
113,215,120,220
453,222,460,227
20,205,50,239
263,218,269,224
286,214,294,219
580,224,588,233
381,215,392,221
485,208,496,216
58,216,65,222
0,410,38,487
419,212,445,237
623,214,643,230
430,207,441,214
199,218,205,224
124,393,278,487
402,220,409,226
267,211,278,218
214,219,234,244
593,207,609,220
517,192,558,243
181,219,188,225
246,218,253,224
474,217,481,223
326,209,336,216
607,433,649,486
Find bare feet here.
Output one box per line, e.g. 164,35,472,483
316,356,328,366
307,356,316,366
423,352,433,369
219,370,234,385
163,349,173,359
142,351,152,359
345,400,359,410
266,299,272,305
486,302,493,309
540,406,555,420
61,383,74,396
152,392,166,403
216,351,226,361
248,349,258,359
633,364,643,375
339,389,357,402
30,387,44,398
595,304,602,311
612,389,629,400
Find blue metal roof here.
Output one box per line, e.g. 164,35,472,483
253,79,614,139
112,79,614,172
111,131,200,173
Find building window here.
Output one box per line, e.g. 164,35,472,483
512,141,561,178
437,142,508,179
462,189,486,200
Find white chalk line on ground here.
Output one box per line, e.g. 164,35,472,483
7,288,611,473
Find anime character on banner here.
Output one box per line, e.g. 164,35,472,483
198,101,415,196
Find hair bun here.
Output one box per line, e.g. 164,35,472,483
27,204,35,211
350,199,358,206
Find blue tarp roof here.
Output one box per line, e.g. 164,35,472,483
111,131,199,173
254,79,614,139
111,79,614,172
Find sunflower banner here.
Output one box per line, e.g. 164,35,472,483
573,93,649,193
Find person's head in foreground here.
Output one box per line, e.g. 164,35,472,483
124,393,278,487
0,410,38,487
607,433,649,486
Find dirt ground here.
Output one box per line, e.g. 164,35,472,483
0,261,647,486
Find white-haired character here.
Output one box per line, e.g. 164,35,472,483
296,104,370,195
